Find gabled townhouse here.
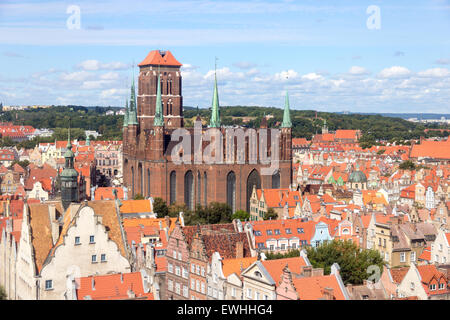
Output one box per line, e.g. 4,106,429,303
249,187,302,221
0,215,21,299
221,255,258,300
396,264,449,300
13,200,132,300
310,221,334,247
379,265,409,299
390,223,427,267
276,262,350,300
433,200,450,231
165,220,255,300
430,229,450,265
241,254,310,300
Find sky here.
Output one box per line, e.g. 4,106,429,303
0,0,449,113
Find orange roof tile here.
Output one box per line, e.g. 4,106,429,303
120,199,153,214
222,256,258,277
138,50,182,67
261,256,308,284
76,272,154,300
293,274,346,300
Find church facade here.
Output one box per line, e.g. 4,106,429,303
122,50,293,212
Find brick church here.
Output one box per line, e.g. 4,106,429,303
122,49,293,212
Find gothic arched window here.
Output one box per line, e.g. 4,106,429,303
227,171,236,213
184,171,194,210
170,171,176,204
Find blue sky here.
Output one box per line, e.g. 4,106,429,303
0,0,449,113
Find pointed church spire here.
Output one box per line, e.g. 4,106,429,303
281,90,292,128
128,68,138,125
209,58,220,128
154,67,164,127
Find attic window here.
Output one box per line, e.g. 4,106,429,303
254,271,262,278
266,230,273,235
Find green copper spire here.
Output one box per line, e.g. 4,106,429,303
281,90,292,128
153,69,164,127
128,71,138,126
123,99,129,127
209,61,220,128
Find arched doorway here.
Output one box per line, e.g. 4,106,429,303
184,171,194,210
227,171,236,213
246,169,261,213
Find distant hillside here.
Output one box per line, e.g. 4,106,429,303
1,105,448,146
184,106,448,141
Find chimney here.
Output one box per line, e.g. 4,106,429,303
312,268,324,277
301,265,312,277
322,287,334,300
235,241,244,259
179,211,185,227
91,277,95,291
127,289,136,299
165,215,170,229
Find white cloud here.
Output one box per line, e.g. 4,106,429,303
100,72,120,80
417,68,450,78
301,72,322,80
77,60,129,71
60,71,93,82
348,66,369,75
378,66,411,79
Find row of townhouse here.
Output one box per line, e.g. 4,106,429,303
0,199,164,300
380,263,449,300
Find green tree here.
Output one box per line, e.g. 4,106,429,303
153,197,169,218
265,249,301,260
399,160,416,171
10,159,29,169
133,193,145,200
264,208,278,220
231,210,250,221
168,203,190,218
305,240,384,285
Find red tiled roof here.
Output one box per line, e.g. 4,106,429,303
76,272,154,300
335,130,359,140
94,187,124,200
410,137,450,160
138,50,182,67
293,274,346,300
261,256,308,284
